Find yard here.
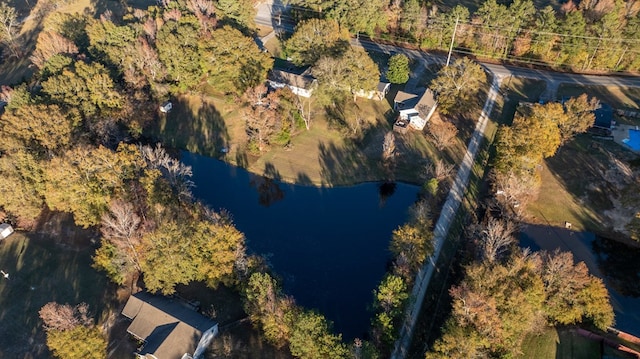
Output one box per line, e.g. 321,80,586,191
527,132,640,234
0,230,121,358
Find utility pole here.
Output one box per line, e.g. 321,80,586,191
446,16,459,67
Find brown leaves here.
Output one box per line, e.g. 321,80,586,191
30,31,78,69
39,302,92,332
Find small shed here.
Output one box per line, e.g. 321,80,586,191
0,223,14,240
159,101,173,113
594,103,614,129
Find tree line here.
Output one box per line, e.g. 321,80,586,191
286,0,640,72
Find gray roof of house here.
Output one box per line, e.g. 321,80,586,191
268,69,317,90
377,82,390,92
394,88,437,118
122,292,217,359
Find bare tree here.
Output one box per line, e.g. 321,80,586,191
140,144,194,199
382,131,396,162
427,158,455,181
476,218,519,262
143,18,157,40
30,31,79,69
101,200,142,270
0,4,21,57
428,117,458,150
39,302,92,332
492,170,539,216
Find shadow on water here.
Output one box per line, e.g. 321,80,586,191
181,151,421,340
250,162,285,207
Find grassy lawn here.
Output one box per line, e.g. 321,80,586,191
498,77,547,125
0,231,120,358
557,84,640,111
519,327,601,359
527,134,640,233
147,87,462,186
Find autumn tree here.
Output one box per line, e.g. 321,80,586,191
39,302,106,359
0,103,78,153
42,60,123,118
312,47,379,102
156,16,203,91
430,57,487,115
285,18,349,66
44,144,143,228
289,311,350,359
494,103,562,175
386,54,410,84
0,151,46,225
139,218,245,294
327,0,388,36
381,131,396,163
86,18,136,70
473,218,518,262
200,26,273,94
30,31,79,69
244,272,295,347
560,94,598,143
215,0,255,29
390,201,433,280
427,116,458,150
243,86,281,152
540,250,614,329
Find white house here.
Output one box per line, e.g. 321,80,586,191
0,223,13,240
267,69,317,98
393,88,438,131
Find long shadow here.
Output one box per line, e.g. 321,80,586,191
149,95,230,158
0,228,119,358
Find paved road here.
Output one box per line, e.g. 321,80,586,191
390,77,501,359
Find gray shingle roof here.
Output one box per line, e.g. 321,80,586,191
122,292,216,359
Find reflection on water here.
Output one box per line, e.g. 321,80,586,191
250,174,285,207
520,224,640,337
181,151,420,339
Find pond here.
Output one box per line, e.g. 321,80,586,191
520,224,640,337
181,152,421,340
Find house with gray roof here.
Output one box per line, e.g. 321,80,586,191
267,69,317,98
122,292,218,359
393,88,438,131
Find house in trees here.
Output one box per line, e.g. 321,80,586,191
393,88,438,131
267,69,317,98
355,81,391,101
122,292,218,359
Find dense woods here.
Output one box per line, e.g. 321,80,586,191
288,0,640,72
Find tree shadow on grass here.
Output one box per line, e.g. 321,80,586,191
0,232,119,359
150,95,230,158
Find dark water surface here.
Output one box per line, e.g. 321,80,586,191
182,152,421,339
521,224,640,337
